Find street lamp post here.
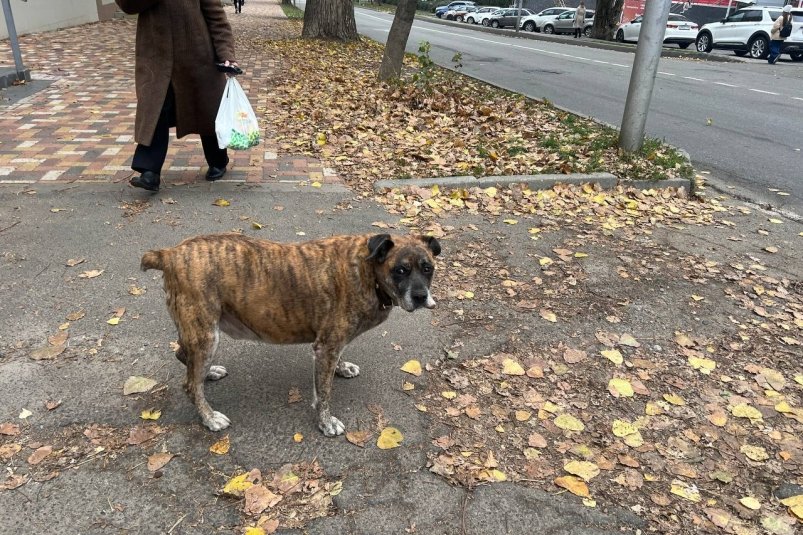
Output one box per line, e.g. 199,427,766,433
1,0,27,82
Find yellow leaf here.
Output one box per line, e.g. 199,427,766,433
515,410,531,422
740,444,769,462
564,460,600,482
480,469,507,482
209,435,230,455
415,404,427,412
402,381,415,391
612,419,638,437
574,252,588,258
316,132,327,145
501,358,525,376
688,356,716,374
311,181,322,188
140,409,161,420
463,291,475,299
582,498,597,507
554,414,585,432
730,403,763,421
431,184,440,196
377,427,403,449
554,475,590,497
789,504,803,521
400,360,422,377
796,374,803,386
293,433,304,443
623,431,644,448
539,310,557,323
542,401,560,414
503,219,517,225
223,473,254,495
528,228,541,234
601,349,623,365
663,393,686,406
539,257,553,266
123,376,157,395
739,496,761,510
608,378,634,398
779,495,803,507
212,198,230,207
107,317,120,325
244,528,266,535
58,322,70,330
670,480,702,502
251,222,263,230
691,294,705,301
707,411,728,427
484,187,497,197
768,218,782,224
441,391,457,399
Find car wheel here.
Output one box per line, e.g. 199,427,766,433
616,29,625,42
695,32,712,53
482,19,489,26
543,24,554,34
524,21,535,32
491,20,500,28
748,35,769,59
466,16,475,24
734,50,748,57
456,15,463,22
584,26,592,37
678,43,690,49
791,52,803,61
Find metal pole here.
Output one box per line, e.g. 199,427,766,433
1,0,26,81
514,0,522,34
618,0,672,152
724,0,733,19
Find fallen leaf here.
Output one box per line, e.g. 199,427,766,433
554,475,590,497
287,387,302,404
18,408,32,419
760,513,795,535
539,309,557,323
739,496,761,510
503,219,517,225
128,286,146,296
402,381,415,391
27,445,52,465
293,433,303,443
563,348,587,364
688,356,716,374
79,269,104,278
222,470,259,497
564,460,600,482
65,258,85,267
245,485,282,515
1,474,27,490
528,432,548,448
601,349,623,365
0,443,22,460
618,334,640,347
147,452,174,472
29,344,65,360
346,430,372,448
210,435,230,455
140,409,161,420
663,393,686,406
501,358,525,376
612,420,639,438
0,423,20,436
107,317,120,325
65,310,85,321
400,359,422,376
740,444,769,462
45,400,61,411
670,479,702,502
554,414,585,432
514,410,531,422
377,427,403,449
127,425,161,446
441,391,457,399
730,403,762,422
123,376,157,395
608,378,634,398
48,331,68,346
212,198,231,207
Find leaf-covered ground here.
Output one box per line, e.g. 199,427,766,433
252,21,692,191
378,182,803,534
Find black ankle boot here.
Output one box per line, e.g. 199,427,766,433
130,171,160,192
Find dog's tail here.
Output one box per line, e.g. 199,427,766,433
140,249,166,272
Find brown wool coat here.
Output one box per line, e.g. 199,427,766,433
115,0,236,145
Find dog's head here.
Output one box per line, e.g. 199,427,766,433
367,234,441,312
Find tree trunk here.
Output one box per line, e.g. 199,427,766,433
590,0,625,41
378,0,418,81
302,0,359,41
282,0,292,5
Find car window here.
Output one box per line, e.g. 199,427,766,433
668,14,688,22
768,10,782,20
558,12,572,19
725,12,745,23
742,10,762,22
793,13,803,23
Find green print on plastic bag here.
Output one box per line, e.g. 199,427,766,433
228,128,260,150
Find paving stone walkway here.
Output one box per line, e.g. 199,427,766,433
0,0,341,187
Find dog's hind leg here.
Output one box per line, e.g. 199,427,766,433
312,337,347,437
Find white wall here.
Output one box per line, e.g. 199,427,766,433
1,0,114,39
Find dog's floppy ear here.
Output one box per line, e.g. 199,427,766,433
367,234,394,263
420,235,441,257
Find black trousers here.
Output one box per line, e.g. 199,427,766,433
132,85,228,175
234,0,244,12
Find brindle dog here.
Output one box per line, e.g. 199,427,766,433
141,233,440,436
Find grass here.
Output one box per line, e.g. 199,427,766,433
280,2,304,19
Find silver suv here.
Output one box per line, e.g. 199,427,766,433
695,7,782,59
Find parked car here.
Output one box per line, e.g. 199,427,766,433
694,6,782,59
445,5,477,22
519,7,571,32
616,13,699,49
476,8,505,26
783,8,803,61
486,8,533,29
466,6,501,25
434,1,475,19
542,8,595,36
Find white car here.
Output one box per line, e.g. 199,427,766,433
695,6,783,59
519,7,571,32
475,8,504,27
616,13,699,49
780,8,803,61
466,6,501,25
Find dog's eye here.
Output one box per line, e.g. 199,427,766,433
394,266,408,276
422,264,433,274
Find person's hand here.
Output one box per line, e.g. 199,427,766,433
223,60,240,77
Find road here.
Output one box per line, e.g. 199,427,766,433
336,7,803,218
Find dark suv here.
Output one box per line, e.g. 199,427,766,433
486,8,533,29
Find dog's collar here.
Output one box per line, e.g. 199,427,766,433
375,283,393,310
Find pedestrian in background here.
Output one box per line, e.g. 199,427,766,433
115,0,238,192
234,0,244,14
574,1,586,38
768,4,793,65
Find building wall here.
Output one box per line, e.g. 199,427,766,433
1,0,117,39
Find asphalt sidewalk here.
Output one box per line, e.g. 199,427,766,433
1,1,802,534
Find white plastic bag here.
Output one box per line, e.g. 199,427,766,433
215,77,260,150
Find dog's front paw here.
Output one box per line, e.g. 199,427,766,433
318,415,345,437
206,365,228,381
203,411,231,431
335,361,360,378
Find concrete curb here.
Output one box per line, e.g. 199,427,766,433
416,15,741,63
373,172,691,192
0,67,31,89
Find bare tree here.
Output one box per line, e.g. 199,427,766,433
378,0,418,80
590,0,625,41
302,0,359,40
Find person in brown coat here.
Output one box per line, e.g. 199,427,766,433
115,0,238,192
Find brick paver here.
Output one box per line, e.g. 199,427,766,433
0,0,341,186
